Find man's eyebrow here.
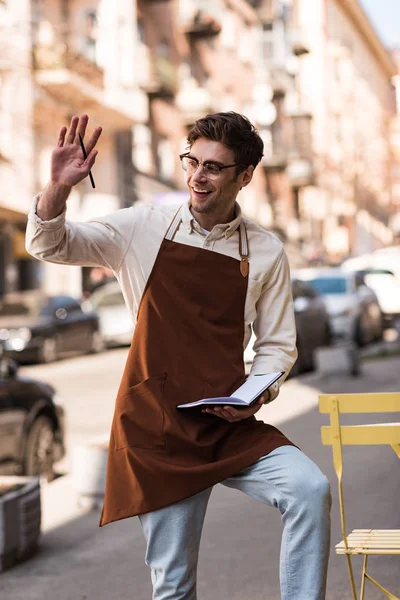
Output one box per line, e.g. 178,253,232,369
187,154,225,166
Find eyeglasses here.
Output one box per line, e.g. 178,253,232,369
179,153,245,179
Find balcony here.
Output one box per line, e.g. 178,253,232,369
262,147,288,172
140,52,179,97
176,81,213,124
290,110,313,160
270,67,294,97
33,43,144,128
33,43,104,92
290,29,310,57
180,1,222,38
286,158,314,187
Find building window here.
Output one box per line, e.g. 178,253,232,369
81,10,98,63
137,19,146,44
133,125,152,174
158,138,175,181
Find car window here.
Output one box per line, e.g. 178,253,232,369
298,281,317,299
307,277,348,295
62,299,82,313
41,296,82,315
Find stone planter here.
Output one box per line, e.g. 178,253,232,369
72,442,108,510
0,476,41,572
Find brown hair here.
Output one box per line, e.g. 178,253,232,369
187,112,264,174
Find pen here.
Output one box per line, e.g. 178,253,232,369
78,133,96,188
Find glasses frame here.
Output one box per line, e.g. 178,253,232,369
179,152,246,177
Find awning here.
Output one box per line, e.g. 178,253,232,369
0,205,27,226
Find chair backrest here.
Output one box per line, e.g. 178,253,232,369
319,392,400,550
319,393,400,451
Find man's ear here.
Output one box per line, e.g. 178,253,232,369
240,165,254,188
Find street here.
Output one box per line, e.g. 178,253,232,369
0,348,399,599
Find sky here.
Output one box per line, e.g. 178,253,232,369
359,0,400,48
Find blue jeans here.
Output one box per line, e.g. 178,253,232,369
139,446,331,600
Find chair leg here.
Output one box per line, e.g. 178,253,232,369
345,554,358,600
364,572,399,600
360,555,368,600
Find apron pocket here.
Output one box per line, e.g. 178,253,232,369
114,373,167,450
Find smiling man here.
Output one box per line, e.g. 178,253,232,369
26,111,331,600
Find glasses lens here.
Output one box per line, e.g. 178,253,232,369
180,157,224,179
181,156,197,172
203,164,222,177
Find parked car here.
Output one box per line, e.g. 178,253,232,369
353,269,400,329
244,279,331,375
341,258,400,328
87,281,133,347
0,357,65,480
294,268,383,346
0,292,104,364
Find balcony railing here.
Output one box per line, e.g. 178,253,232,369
33,44,104,88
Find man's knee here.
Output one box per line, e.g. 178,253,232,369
289,469,331,510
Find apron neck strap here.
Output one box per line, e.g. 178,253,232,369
164,207,183,241
164,206,249,277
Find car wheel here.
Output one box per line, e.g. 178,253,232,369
355,316,369,347
290,338,304,377
89,330,105,354
39,337,57,363
24,416,55,482
324,322,332,346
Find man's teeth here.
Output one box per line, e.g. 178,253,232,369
194,188,210,193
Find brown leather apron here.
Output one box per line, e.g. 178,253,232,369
100,208,294,526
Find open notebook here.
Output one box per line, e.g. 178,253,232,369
177,372,284,408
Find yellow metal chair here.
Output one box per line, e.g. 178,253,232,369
319,392,400,600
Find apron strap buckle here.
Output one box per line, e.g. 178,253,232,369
240,256,249,277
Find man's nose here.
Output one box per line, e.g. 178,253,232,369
191,165,208,183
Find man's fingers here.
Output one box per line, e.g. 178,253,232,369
76,114,89,144
85,126,103,155
57,127,67,147
215,407,235,421
66,116,79,144
84,149,98,171
222,406,237,418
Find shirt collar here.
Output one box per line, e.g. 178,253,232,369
181,200,242,239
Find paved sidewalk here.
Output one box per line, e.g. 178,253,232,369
1,352,400,600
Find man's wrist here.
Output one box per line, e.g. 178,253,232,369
36,181,71,221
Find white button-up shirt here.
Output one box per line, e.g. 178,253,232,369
26,197,297,400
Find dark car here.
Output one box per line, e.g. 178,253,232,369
290,278,332,375
0,357,65,480
244,279,331,375
0,292,104,363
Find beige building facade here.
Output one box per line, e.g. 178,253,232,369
0,0,397,299
1,0,147,297
295,0,396,261
390,49,400,242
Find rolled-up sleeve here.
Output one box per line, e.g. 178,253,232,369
250,248,297,401
26,195,135,272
